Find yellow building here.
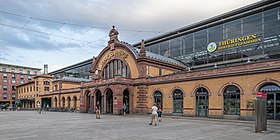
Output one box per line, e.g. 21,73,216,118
39,77,89,112
17,74,52,109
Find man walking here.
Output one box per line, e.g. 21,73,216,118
149,103,158,126
95,101,101,119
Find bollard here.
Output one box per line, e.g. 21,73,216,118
255,92,262,133
262,93,267,131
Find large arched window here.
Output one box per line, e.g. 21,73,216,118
223,85,240,115
103,59,130,79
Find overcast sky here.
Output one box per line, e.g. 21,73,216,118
0,0,259,72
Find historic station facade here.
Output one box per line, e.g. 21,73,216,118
73,27,280,120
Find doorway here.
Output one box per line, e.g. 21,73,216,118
195,87,208,117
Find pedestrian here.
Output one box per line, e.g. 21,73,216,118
43,104,46,114
157,105,162,122
95,101,101,119
123,103,127,115
149,103,158,126
37,102,41,114
47,104,49,111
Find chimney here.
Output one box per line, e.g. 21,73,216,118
44,64,48,74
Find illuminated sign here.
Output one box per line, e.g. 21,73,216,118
207,34,262,52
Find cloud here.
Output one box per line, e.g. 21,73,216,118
0,0,260,68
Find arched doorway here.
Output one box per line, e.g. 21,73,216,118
73,96,77,109
123,89,130,114
67,97,71,108
96,90,102,113
154,90,163,108
259,83,280,120
195,87,208,117
54,97,57,108
106,89,113,113
172,89,183,113
223,85,240,115
85,91,91,113
62,97,65,108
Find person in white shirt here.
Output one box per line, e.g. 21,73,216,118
149,103,158,126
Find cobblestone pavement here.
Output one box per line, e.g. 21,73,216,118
0,111,279,140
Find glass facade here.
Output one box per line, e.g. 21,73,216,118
143,6,280,67
50,59,92,79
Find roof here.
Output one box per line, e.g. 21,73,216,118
0,63,41,70
49,58,94,74
54,77,91,82
119,41,186,67
135,49,186,67
16,80,35,87
133,0,280,47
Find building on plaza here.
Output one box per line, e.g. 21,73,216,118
0,63,40,106
17,71,52,109
37,0,279,120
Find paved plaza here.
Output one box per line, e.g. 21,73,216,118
0,111,279,140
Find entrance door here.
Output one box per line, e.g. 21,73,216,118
267,94,274,119
195,87,208,117
259,83,280,120
106,90,113,114
196,95,208,117
123,89,130,114
173,89,183,113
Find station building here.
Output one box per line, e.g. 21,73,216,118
43,0,279,120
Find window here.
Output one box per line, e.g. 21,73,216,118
3,86,7,91
12,86,16,91
12,93,16,99
3,79,7,83
2,67,6,72
3,73,7,79
20,75,24,80
103,59,130,79
159,68,162,76
12,79,16,83
30,86,32,92
28,76,32,81
20,80,24,84
223,85,240,115
3,93,7,99
12,74,16,79
19,69,23,74
34,71,38,75
11,68,15,73
44,87,49,91
44,81,50,85
27,70,30,74
154,91,163,108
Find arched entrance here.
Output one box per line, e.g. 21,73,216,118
73,96,77,109
195,87,208,117
62,97,65,108
172,89,183,113
106,89,113,114
96,90,102,113
223,85,240,115
85,91,91,113
54,97,57,108
123,89,130,114
259,83,280,120
67,97,71,108
154,90,163,108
